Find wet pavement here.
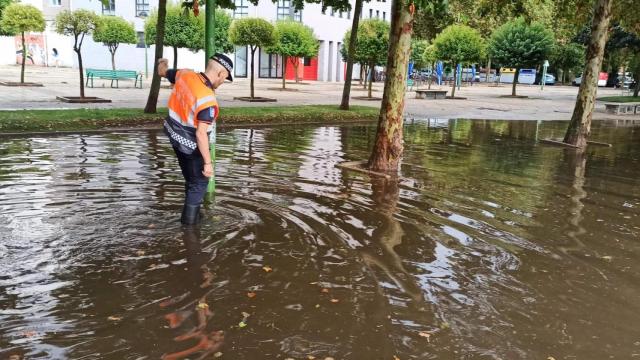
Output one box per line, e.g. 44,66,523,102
1,119,639,359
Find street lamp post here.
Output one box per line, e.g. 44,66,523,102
205,0,217,195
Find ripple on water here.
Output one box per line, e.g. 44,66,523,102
1,122,640,359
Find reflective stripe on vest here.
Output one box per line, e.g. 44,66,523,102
167,70,218,130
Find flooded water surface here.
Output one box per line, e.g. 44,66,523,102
1,120,639,359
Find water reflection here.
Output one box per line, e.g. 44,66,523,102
0,119,639,359
160,226,223,360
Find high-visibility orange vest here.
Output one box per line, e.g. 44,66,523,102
167,70,218,130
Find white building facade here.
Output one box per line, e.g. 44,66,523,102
1,0,391,82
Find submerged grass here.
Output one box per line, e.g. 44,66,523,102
0,105,379,133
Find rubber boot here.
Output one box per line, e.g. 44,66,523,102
181,204,200,225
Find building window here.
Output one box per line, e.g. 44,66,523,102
102,0,115,16
234,46,248,78
50,0,62,6
330,7,335,16
233,0,248,18
277,0,301,21
303,57,311,66
136,32,147,48
338,10,343,18
383,12,386,20
259,49,282,78
369,9,373,18
135,0,149,17
376,10,379,18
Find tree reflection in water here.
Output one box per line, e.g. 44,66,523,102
359,176,424,303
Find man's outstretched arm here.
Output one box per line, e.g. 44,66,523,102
157,58,177,84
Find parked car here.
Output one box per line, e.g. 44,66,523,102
546,74,555,85
536,74,555,85
615,77,634,89
572,75,582,86
572,73,608,87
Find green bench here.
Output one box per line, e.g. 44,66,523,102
85,69,143,89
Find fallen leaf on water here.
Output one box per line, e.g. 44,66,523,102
418,331,431,342
148,224,156,229
307,356,316,360
330,298,339,303
262,266,273,272
20,330,37,337
197,303,209,310
247,292,257,298
321,288,330,293
238,321,247,328
242,312,251,318
107,316,122,321
214,352,223,358
393,356,401,360
547,357,556,360
136,250,145,256
315,304,320,308
324,358,335,360
602,256,613,261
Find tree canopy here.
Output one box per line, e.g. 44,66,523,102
0,3,44,35
228,17,276,50
55,9,98,41
433,24,485,65
341,18,389,67
550,42,585,81
145,4,200,51
410,39,430,69
489,17,554,69
268,20,318,60
93,15,136,70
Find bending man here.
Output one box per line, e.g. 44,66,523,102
157,54,233,224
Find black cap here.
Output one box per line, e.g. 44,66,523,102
210,53,233,82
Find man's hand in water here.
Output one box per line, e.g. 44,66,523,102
157,58,169,77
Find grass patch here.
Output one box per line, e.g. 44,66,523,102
0,105,378,133
597,96,640,103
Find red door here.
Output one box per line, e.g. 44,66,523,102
303,57,318,81
285,57,318,81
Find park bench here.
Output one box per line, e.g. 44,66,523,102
85,69,143,89
415,89,447,99
604,102,640,115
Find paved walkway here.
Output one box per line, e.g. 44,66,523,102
0,65,637,121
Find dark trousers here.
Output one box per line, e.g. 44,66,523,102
174,147,208,206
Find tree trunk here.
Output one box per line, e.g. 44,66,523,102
250,46,256,98
563,0,612,148
359,64,364,85
340,0,363,110
368,62,374,98
451,64,457,98
367,0,414,172
173,46,178,69
634,80,639,97
282,55,286,89
428,61,433,89
294,58,300,83
363,64,368,89
512,68,519,96
20,32,26,84
485,57,491,83
111,50,116,71
77,50,85,98
144,0,167,114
